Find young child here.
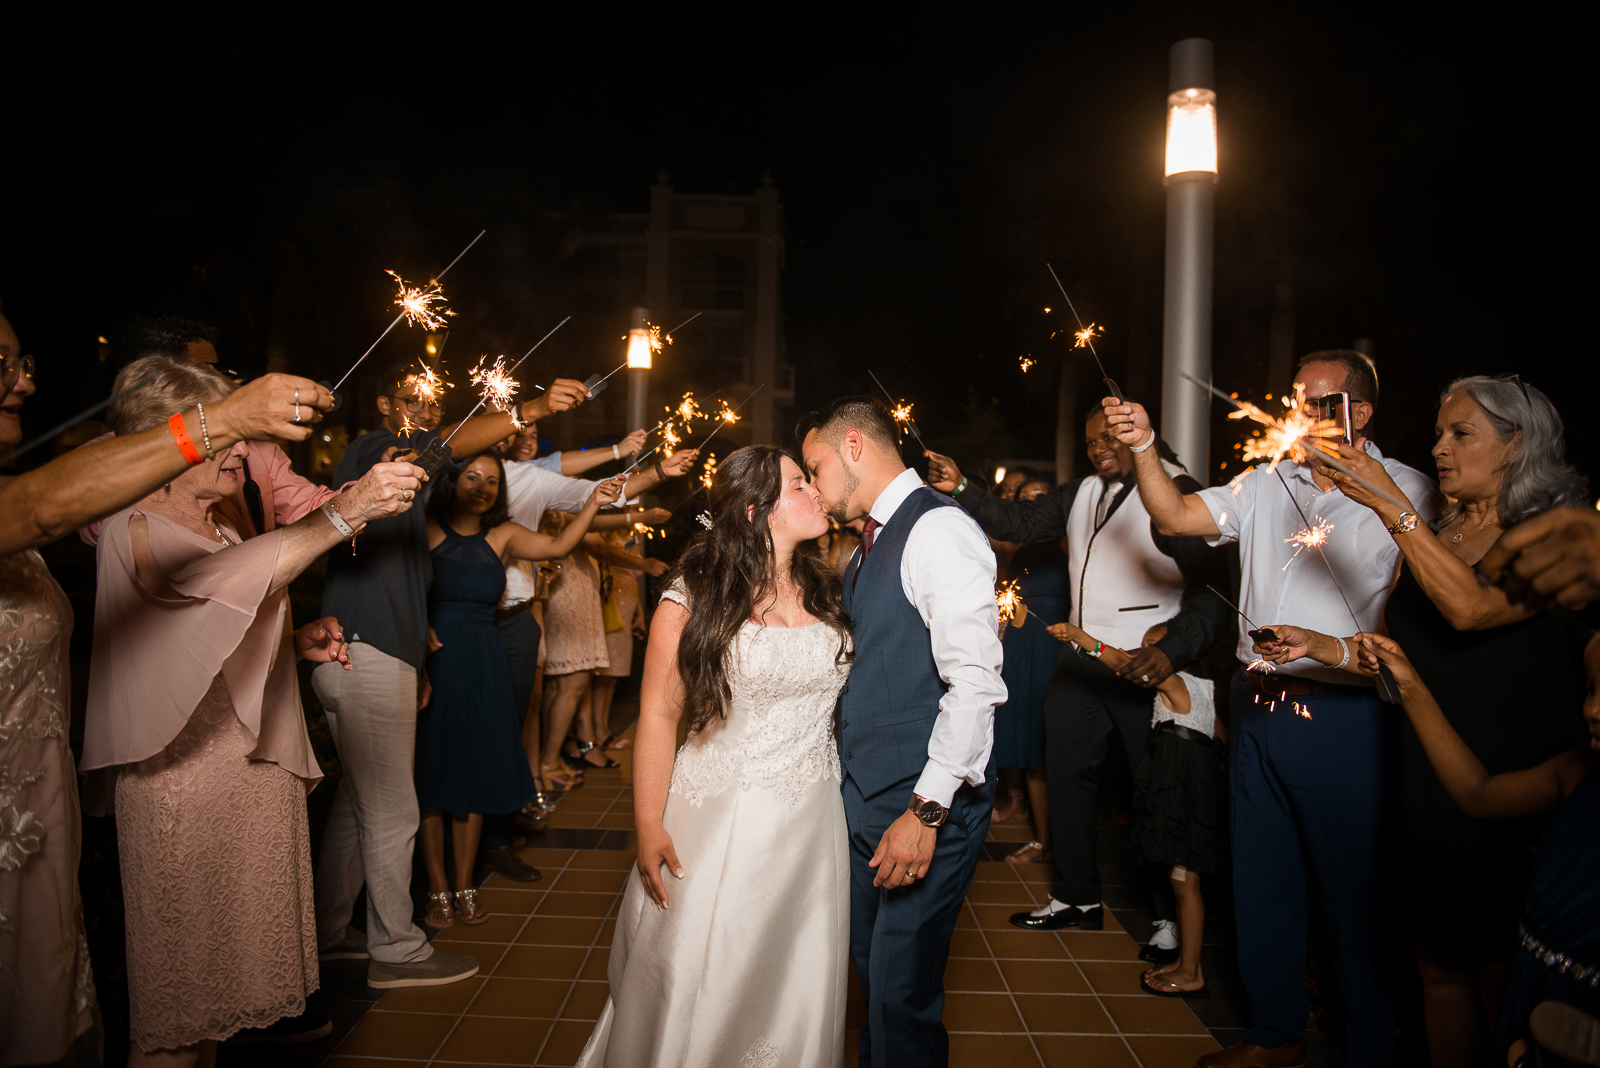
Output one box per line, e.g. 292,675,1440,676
1361,631,1600,1068
1048,618,1223,999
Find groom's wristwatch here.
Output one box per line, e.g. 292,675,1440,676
908,794,948,828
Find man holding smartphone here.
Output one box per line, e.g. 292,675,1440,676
1103,350,1439,1068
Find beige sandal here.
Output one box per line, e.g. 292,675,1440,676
424,891,454,928
454,888,489,925
1006,841,1049,864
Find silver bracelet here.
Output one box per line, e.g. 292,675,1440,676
1333,635,1350,670
195,403,214,459
1130,429,1157,453
321,503,355,539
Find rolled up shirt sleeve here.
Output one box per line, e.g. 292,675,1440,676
901,506,1007,807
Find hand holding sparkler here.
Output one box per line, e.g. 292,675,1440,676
922,449,963,494
657,448,701,480
213,374,337,443
1101,396,1154,448
1316,442,1416,519
1352,632,1425,701
617,428,648,458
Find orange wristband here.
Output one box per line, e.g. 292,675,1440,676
168,413,203,466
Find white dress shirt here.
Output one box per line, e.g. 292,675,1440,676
500,459,603,609
1195,442,1440,682
864,467,1007,807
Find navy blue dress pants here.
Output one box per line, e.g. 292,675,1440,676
1229,667,1395,1066
844,771,994,1068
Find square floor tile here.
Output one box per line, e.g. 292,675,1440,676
984,929,1069,959
539,891,621,918
550,867,630,893
974,860,1023,882
561,980,610,1021
430,911,527,946
944,956,1007,992
949,928,994,957
435,1014,553,1063
947,1032,1042,1066
941,991,1023,1031
579,948,610,981
515,915,603,947
1059,931,1143,962
523,848,578,867
494,944,589,980
321,1058,429,1068
1013,992,1114,1034
373,975,484,1015
1124,1034,1223,1066
332,1008,455,1059
567,850,637,870
998,958,1091,994
597,813,635,829
466,976,572,1017
538,1018,601,1065
966,879,1048,905
972,902,1033,929
478,887,545,914
1033,1034,1139,1067
1099,994,1211,1036
1076,960,1150,996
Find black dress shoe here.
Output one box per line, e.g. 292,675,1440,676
1140,942,1181,964
1009,903,1103,931
479,845,542,882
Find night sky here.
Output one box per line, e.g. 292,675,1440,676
7,4,1595,483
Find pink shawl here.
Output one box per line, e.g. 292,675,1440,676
82,509,321,790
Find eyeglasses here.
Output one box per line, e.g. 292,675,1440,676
1496,373,1532,406
393,394,442,414
2,353,36,390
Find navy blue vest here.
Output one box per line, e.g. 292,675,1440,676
839,486,959,800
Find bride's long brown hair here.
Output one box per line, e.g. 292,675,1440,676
666,445,852,734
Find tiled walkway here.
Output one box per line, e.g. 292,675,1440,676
319,753,1221,1067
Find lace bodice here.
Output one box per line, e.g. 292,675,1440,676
664,587,852,808
0,551,70,865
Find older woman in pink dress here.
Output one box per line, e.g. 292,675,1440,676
1,320,339,1065
81,356,422,1066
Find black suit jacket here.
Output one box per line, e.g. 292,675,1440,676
957,474,1229,672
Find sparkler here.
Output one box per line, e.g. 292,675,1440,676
1283,516,1335,569
1073,324,1103,349
1045,263,1123,402
1019,355,1036,372
867,370,928,451
712,398,740,425
1204,584,1277,644
330,229,485,394
673,392,704,424
996,580,1024,627
700,453,718,490
413,361,450,408
470,355,523,426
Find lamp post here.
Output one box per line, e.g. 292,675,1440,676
626,306,651,434
1160,38,1218,477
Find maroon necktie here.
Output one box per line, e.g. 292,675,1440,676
853,517,880,592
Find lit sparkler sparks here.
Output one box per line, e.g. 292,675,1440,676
1073,323,1103,349
1283,516,1335,569
1019,355,1036,372
672,392,703,424
633,521,658,541
470,356,523,427
1228,383,1343,471
386,270,454,331
714,399,740,424
659,419,682,452
1246,658,1277,675
996,580,1024,627
413,362,450,407
890,400,914,428
700,453,718,490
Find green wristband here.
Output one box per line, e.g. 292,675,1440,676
953,477,967,496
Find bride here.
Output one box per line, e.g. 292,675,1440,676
578,446,853,1068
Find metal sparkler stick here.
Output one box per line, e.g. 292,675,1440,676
665,311,703,336
1046,263,1123,402
623,384,762,479
330,229,486,394
867,370,928,452
1204,584,1276,642
3,390,127,461
436,317,572,450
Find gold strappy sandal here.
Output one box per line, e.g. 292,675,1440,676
454,888,489,926
424,891,454,928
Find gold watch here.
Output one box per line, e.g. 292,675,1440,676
908,794,948,828
1386,510,1420,536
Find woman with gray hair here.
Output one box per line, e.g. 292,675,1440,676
1250,374,1593,1068
81,356,422,1066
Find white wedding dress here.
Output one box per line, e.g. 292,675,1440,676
577,586,851,1068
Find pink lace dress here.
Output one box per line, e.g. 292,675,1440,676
542,550,609,676
0,550,98,1066
84,510,321,1050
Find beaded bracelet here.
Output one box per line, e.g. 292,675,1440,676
167,413,203,466
1130,429,1157,453
195,402,214,460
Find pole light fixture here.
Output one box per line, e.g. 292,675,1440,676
626,306,650,434
626,327,653,369
1160,38,1218,478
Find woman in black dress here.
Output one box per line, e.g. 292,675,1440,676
1269,375,1592,1068
417,454,622,927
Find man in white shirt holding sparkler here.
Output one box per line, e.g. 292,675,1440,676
1104,351,1438,1068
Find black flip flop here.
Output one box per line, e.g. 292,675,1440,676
1140,972,1210,999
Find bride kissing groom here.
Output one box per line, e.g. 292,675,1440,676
578,396,1005,1068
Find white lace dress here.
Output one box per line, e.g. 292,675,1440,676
578,587,851,1068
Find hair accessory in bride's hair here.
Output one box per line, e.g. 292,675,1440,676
696,510,714,530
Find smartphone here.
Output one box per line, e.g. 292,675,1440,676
1316,391,1354,445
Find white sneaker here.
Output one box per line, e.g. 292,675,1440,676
1149,919,1179,950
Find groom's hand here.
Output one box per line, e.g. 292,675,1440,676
870,811,936,889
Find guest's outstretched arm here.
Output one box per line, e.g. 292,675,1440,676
1101,399,1218,537
1361,632,1596,819
923,448,1077,544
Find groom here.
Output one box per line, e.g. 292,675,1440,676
799,397,1006,1068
